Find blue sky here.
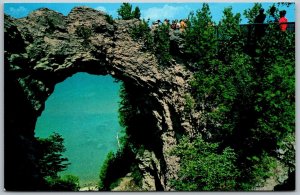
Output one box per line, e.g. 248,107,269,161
4,2,295,24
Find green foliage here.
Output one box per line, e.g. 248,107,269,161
36,133,80,191
118,83,162,150
184,93,195,113
98,82,163,191
185,3,295,191
117,3,141,20
153,24,172,66
75,26,92,41
36,132,70,179
133,7,141,19
117,3,133,20
170,135,240,191
104,14,114,24
118,84,136,131
277,133,295,172
130,19,154,50
243,3,262,24
27,38,46,61
130,164,143,187
218,7,244,63
98,151,115,190
131,21,171,66
247,153,278,187
46,174,80,191
191,53,255,141
183,3,217,69
98,143,141,191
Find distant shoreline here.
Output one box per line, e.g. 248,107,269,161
79,185,98,191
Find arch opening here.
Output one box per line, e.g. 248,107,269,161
34,72,123,187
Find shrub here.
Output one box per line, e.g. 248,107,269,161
105,14,114,25
170,135,240,191
153,24,172,66
130,19,153,50
46,174,80,191
75,26,92,43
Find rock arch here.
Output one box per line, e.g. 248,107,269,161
4,7,192,191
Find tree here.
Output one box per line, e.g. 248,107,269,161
170,135,240,191
99,151,115,190
217,7,243,63
47,174,80,191
243,3,262,24
117,3,141,20
153,24,171,66
117,3,132,20
183,3,217,70
36,132,81,191
36,132,70,179
133,7,141,19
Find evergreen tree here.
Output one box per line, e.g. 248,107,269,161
217,7,243,63
117,3,133,20
117,3,141,20
183,3,217,70
133,7,141,19
153,24,171,66
36,132,70,179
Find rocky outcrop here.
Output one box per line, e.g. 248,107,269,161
4,7,195,191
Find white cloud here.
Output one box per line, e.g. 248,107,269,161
7,6,28,18
141,4,191,21
95,6,107,13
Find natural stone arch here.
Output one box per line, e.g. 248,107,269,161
4,7,193,191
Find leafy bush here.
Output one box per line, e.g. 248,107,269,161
183,3,217,70
27,38,46,61
98,144,141,191
170,135,240,191
243,3,262,24
131,22,171,66
46,174,80,191
184,93,195,113
98,151,115,190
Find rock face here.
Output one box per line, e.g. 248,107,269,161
4,7,195,191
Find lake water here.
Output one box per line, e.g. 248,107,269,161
35,73,122,187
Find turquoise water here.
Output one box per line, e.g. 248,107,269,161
35,73,122,187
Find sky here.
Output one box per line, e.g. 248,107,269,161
4,2,295,24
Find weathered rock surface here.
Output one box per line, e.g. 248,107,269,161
4,7,195,191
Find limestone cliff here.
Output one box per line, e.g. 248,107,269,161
4,7,196,191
